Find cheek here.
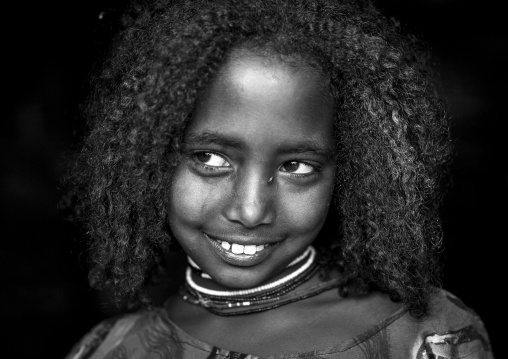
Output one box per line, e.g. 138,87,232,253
167,166,226,227
281,181,334,236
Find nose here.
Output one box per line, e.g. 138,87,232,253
223,168,275,228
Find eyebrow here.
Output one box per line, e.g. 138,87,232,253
184,131,336,159
185,132,245,150
278,142,336,159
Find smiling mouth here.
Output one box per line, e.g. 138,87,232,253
203,233,269,255
203,232,279,265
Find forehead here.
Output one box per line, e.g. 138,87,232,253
186,50,335,152
220,50,330,108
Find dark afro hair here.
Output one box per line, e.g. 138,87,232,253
67,0,451,317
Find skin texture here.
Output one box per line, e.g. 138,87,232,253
167,50,336,290
166,50,402,355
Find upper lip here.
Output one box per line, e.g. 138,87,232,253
204,232,284,246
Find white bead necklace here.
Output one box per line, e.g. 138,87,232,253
187,244,311,277
185,246,316,297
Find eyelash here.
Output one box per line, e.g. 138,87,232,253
190,152,231,172
189,151,321,178
278,161,321,178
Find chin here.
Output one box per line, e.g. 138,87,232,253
208,260,286,289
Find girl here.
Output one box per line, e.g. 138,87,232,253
66,0,493,358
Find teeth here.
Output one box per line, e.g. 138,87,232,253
231,243,244,254
244,245,256,255
216,238,267,255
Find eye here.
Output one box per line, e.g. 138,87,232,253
279,161,315,175
194,152,231,167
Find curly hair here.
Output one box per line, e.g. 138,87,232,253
67,0,451,317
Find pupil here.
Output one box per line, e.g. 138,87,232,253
284,161,299,172
196,152,212,163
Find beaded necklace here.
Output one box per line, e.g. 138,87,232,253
180,246,342,316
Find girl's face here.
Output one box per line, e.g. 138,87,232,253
168,50,336,289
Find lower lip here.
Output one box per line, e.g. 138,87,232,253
204,233,280,267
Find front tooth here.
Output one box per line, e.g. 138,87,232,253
231,243,244,254
244,245,256,255
256,245,264,251
221,241,231,250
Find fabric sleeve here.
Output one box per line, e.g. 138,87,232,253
64,316,138,359
416,291,495,359
419,325,493,358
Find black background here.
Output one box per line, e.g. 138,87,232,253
1,0,505,357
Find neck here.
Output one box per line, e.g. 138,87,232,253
180,246,343,316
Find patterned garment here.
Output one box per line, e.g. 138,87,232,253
65,290,493,359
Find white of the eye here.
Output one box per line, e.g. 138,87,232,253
204,153,230,167
293,162,314,174
284,162,314,174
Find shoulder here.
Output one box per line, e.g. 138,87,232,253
65,308,183,359
384,289,494,359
